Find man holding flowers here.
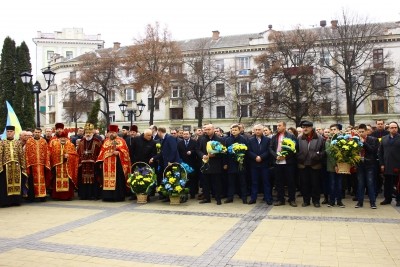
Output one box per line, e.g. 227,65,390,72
224,124,249,204
196,124,225,205
269,121,298,207
355,124,379,208
379,121,400,206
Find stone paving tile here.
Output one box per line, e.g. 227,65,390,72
0,205,101,239
1,196,400,266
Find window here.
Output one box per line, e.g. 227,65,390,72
109,111,115,122
69,91,76,100
70,71,76,80
66,51,73,60
321,102,332,115
97,44,103,49
216,106,225,118
372,99,388,114
171,86,182,98
194,61,203,74
49,113,55,124
237,81,251,95
48,94,55,107
216,83,225,97
195,107,203,119
108,90,116,102
87,91,94,101
320,51,330,66
372,73,387,92
237,105,252,117
216,59,224,71
125,88,135,101
47,51,54,61
321,78,331,90
148,98,160,110
237,57,250,70
373,49,383,68
346,50,355,66
170,108,183,120
170,63,182,74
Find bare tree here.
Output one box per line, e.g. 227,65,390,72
318,9,400,126
176,39,226,127
124,22,182,126
62,49,124,128
62,90,93,134
254,26,329,126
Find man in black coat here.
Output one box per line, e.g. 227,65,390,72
150,127,180,169
130,129,157,167
248,124,272,205
196,124,225,205
379,121,400,206
269,121,298,207
224,124,249,204
178,130,199,199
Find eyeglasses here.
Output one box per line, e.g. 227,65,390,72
390,127,398,129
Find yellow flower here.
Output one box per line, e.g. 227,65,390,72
175,185,182,193
169,178,176,184
342,145,349,150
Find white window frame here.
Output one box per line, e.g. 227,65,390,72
237,57,250,70
216,59,224,71
237,81,251,95
125,88,135,101
48,94,55,107
109,90,116,102
47,51,54,61
66,51,73,60
109,111,115,123
171,86,182,98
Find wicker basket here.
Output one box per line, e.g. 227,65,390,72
129,161,155,195
169,196,181,205
337,162,351,174
136,193,148,204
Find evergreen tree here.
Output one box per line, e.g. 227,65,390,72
86,99,101,128
15,42,34,129
0,37,17,128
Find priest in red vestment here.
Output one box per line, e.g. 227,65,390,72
96,125,130,201
25,127,51,202
48,129,79,200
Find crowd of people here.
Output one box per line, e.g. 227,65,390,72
1,119,399,209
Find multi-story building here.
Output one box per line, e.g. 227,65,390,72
43,22,400,133
33,28,104,127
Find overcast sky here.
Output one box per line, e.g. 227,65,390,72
1,0,399,76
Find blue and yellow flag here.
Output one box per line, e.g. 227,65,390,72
1,101,22,140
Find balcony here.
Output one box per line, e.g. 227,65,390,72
169,99,183,108
283,66,313,76
237,69,251,76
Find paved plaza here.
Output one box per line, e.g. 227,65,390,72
1,195,400,267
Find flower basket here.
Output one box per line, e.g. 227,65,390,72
136,193,148,204
157,163,189,199
127,162,157,196
329,133,363,167
337,162,351,174
169,195,181,205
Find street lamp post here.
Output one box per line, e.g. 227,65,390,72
20,66,56,127
118,99,146,127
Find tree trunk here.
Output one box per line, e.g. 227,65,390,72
149,95,154,126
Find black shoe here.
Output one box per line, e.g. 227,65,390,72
248,200,256,205
302,202,310,207
289,201,297,207
216,200,222,205
355,202,363,208
380,200,391,205
199,199,211,204
337,202,345,208
327,203,334,207
242,199,248,204
273,201,285,206
224,198,233,203
321,198,329,204
352,197,358,201
371,203,377,209
313,203,321,208
266,201,273,205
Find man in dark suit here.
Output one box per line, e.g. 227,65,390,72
196,124,225,205
178,130,199,199
150,127,180,169
269,121,298,207
379,121,400,206
248,124,272,205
